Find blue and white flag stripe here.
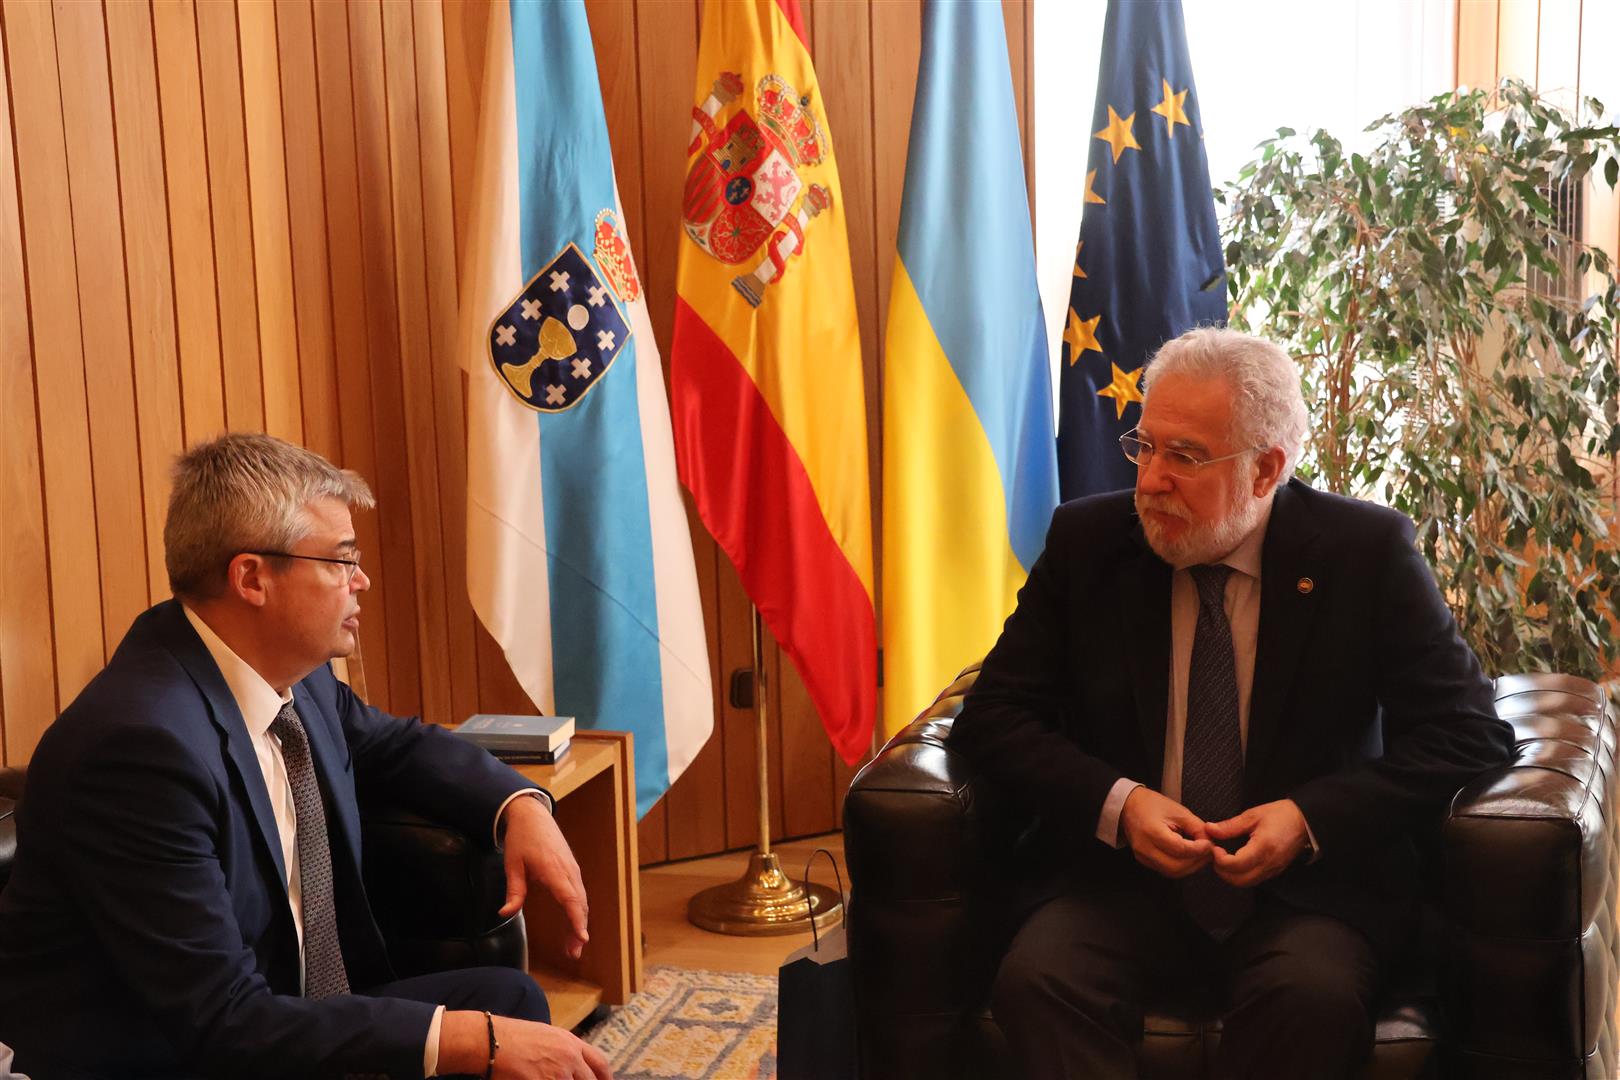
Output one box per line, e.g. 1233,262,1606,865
460,0,713,818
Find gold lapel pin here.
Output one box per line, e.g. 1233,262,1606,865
1297,577,1315,595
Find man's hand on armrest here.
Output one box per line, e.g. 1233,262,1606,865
497,794,589,959
436,1010,612,1079
1120,787,1213,879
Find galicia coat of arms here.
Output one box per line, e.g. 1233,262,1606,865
684,72,834,308
486,241,629,413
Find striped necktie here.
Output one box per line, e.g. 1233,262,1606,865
1180,564,1254,940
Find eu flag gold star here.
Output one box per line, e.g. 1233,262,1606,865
1096,362,1144,418
1073,240,1087,279
1094,106,1141,164
1084,169,1105,206
1150,79,1191,138
1063,309,1103,366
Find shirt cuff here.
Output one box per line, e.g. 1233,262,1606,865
1301,814,1322,863
1097,777,1143,848
492,788,555,848
424,1004,445,1076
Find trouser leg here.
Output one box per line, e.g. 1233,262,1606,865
990,880,1192,1080
1213,901,1378,1080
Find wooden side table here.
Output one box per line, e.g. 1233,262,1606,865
512,731,642,1030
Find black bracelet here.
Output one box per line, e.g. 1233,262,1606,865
483,1010,499,1080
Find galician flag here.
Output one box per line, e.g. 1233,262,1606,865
458,0,714,817
669,0,875,763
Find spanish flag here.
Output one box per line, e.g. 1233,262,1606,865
670,0,874,763
881,0,1059,737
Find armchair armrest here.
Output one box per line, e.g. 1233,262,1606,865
844,665,1011,1079
360,803,528,979
1442,673,1619,1079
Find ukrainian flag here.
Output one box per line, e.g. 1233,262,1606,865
881,0,1058,738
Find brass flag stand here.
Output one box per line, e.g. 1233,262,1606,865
687,606,843,935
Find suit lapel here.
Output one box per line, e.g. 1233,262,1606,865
155,601,290,890
1246,481,1322,787
293,682,363,875
1121,536,1173,786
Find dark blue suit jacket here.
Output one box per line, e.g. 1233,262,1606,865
0,600,542,1078
949,480,1516,958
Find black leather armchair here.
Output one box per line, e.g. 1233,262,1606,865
844,667,1620,1080
0,766,527,981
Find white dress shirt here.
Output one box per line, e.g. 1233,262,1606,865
1095,501,1319,856
182,607,544,1076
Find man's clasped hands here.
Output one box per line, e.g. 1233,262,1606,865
1120,787,1311,887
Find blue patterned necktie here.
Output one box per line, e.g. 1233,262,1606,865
1180,564,1254,940
270,700,351,998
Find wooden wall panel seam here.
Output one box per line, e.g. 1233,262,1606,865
6,0,107,710
0,0,60,760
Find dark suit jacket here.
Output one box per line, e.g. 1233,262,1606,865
948,479,1515,958
0,600,543,1079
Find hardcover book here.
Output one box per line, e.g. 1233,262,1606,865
454,714,576,752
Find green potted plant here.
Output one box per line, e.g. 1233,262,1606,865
1220,80,1620,678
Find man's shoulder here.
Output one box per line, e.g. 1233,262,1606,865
1279,479,1414,542
1049,488,1140,539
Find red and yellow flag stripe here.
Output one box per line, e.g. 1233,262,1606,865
670,0,874,762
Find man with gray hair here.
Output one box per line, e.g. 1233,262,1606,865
0,433,611,1079
951,328,1513,1077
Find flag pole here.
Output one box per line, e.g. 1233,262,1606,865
687,604,842,936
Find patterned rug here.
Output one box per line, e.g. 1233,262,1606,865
584,966,777,1080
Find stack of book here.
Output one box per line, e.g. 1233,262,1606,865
453,714,575,765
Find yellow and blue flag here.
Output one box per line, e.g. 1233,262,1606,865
457,0,713,817
1058,0,1226,498
881,0,1058,737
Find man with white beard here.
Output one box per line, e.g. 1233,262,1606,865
948,327,1513,1079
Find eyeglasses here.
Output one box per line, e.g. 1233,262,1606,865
1118,430,1261,479
248,550,364,585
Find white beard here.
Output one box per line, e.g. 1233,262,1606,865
1136,482,1268,568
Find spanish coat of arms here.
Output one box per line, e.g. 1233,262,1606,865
683,72,833,308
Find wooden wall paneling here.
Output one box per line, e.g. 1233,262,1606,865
239,0,303,444
634,0,707,858
274,0,341,464
52,0,150,655
4,0,106,706
1002,0,1031,212
105,0,185,604
766,640,789,840
1579,0,1619,295
412,0,482,726
778,655,834,839
378,0,453,724
719,558,760,852
1456,0,1501,91
630,0,696,362
1495,0,1540,86
870,0,920,370
195,0,266,434
348,0,422,717
598,0,727,861
812,0,881,824
152,0,227,445
582,0,676,864
312,0,392,707
0,10,54,762
440,0,489,279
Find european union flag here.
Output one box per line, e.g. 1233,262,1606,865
1057,0,1226,499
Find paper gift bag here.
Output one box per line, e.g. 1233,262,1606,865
777,849,856,1080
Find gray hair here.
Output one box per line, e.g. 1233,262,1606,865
1142,327,1308,476
164,433,375,600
